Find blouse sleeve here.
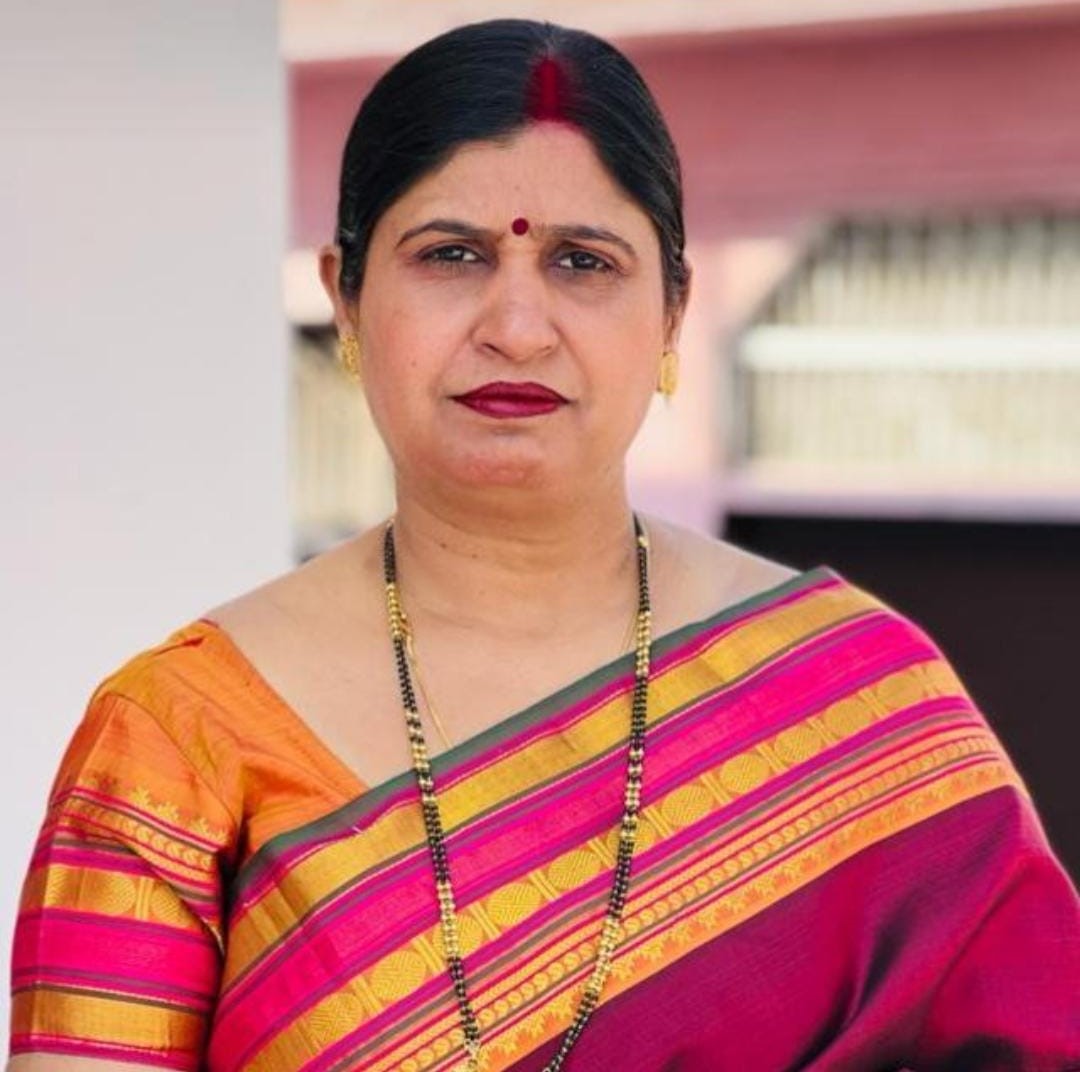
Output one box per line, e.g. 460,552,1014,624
9,685,239,1069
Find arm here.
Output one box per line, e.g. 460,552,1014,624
913,788,1080,1071
849,601,1080,1068
8,1057,167,1071
8,686,237,1070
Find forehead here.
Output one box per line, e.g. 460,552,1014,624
381,123,651,233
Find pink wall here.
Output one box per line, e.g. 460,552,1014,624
288,12,1080,529
291,55,392,251
290,13,1080,251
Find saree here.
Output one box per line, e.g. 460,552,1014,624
10,566,1080,1071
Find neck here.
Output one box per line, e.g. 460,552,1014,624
387,474,642,640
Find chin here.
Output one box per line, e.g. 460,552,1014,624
455,458,550,489
443,442,563,490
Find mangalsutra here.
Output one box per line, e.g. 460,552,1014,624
383,516,652,1071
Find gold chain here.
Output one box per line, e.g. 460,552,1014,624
399,611,456,752
398,594,642,754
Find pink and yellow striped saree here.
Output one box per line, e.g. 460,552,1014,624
11,567,1080,1070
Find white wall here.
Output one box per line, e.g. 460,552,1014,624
0,1,288,1049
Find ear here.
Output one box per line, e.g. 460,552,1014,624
317,243,360,337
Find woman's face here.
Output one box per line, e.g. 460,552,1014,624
322,122,686,499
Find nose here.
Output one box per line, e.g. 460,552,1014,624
472,256,559,364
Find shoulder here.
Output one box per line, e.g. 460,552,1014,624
644,514,978,701
198,531,392,776
204,523,386,670
68,630,246,825
642,514,806,628
43,626,246,858
80,538,373,808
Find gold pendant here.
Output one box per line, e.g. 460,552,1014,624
658,349,679,397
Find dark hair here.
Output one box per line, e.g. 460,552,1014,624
334,18,690,320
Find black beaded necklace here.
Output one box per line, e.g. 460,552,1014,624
382,514,652,1071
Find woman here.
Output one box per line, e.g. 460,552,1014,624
8,18,1079,1072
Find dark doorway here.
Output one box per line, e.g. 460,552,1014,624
724,512,1080,884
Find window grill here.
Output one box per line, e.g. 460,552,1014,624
732,209,1080,486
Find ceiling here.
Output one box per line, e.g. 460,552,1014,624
282,0,1080,61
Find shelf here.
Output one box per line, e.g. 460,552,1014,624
718,464,1080,524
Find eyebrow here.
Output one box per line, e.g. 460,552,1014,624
396,217,638,260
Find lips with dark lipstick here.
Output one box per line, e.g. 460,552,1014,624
450,381,569,419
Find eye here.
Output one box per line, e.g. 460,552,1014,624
419,244,483,268
555,248,614,274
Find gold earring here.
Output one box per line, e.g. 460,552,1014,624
338,332,362,383
657,348,679,397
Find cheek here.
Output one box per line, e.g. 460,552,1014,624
363,290,466,388
362,310,439,401
592,318,662,394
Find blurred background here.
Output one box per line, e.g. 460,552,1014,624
2,0,1079,1048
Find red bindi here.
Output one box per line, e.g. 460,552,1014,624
511,217,529,236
